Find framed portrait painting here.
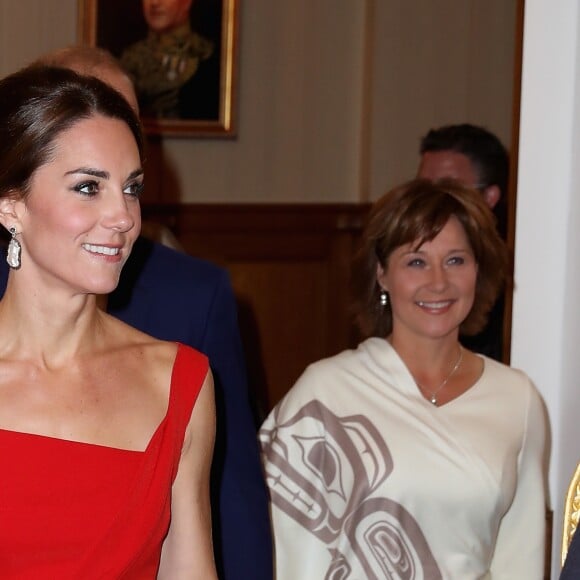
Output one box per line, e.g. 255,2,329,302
78,0,239,137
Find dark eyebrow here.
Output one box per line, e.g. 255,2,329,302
65,167,110,179
127,169,144,180
64,167,144,181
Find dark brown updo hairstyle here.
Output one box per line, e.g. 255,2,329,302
354,178,509,338
0,64,143,201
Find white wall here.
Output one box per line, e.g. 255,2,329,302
0,0,76,70
367,0,517,197
513,1,580,577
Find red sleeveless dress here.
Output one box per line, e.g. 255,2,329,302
0,343,208,579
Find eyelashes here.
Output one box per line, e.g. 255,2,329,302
405,255,468,268
124,181,144,198
72,180,144,198
73,180,99,196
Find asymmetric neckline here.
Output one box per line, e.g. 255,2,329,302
0,342,208,579
0,342,183,453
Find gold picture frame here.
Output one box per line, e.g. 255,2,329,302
78,0,238,137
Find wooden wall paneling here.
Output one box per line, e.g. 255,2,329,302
141,203,370,418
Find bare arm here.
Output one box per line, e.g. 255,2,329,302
158,371,217,580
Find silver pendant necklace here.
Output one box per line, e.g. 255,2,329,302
416,346,464,406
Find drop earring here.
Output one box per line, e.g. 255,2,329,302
380,290,388,307
7,227,21,269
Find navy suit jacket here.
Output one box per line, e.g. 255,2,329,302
0,236,273,580
561,527,580,579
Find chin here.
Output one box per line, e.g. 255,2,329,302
417,322,462,340
84,276,122,296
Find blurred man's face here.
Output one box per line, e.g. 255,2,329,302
417,151,480,189
142,0,193,34
417,150,500,209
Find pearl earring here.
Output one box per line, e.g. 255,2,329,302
7,227,21,269
380,290,388,307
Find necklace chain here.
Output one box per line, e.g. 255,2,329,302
416,346,464,406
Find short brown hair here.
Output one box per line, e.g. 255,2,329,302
354,178,509,338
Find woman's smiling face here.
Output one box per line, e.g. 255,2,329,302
377,216,478,343
14,114,143,296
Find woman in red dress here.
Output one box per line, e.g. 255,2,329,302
0,64,217,579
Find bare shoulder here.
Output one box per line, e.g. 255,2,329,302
100,312,177,359
95,313,179,395
84,318,181,449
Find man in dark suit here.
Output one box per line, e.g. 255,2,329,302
21,46,273,580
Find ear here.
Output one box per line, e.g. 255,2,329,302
482,185,501,209
0,196,23,233
376,262,388,291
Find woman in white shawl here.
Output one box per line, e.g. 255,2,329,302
260,178,547,580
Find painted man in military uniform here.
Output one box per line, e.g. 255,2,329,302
121,0,220,120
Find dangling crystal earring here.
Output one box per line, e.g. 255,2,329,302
380,290,388,307
7,227,21,269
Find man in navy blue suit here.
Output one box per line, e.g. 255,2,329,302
18,46,273,580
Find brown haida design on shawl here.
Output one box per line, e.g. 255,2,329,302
261,400,442,579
